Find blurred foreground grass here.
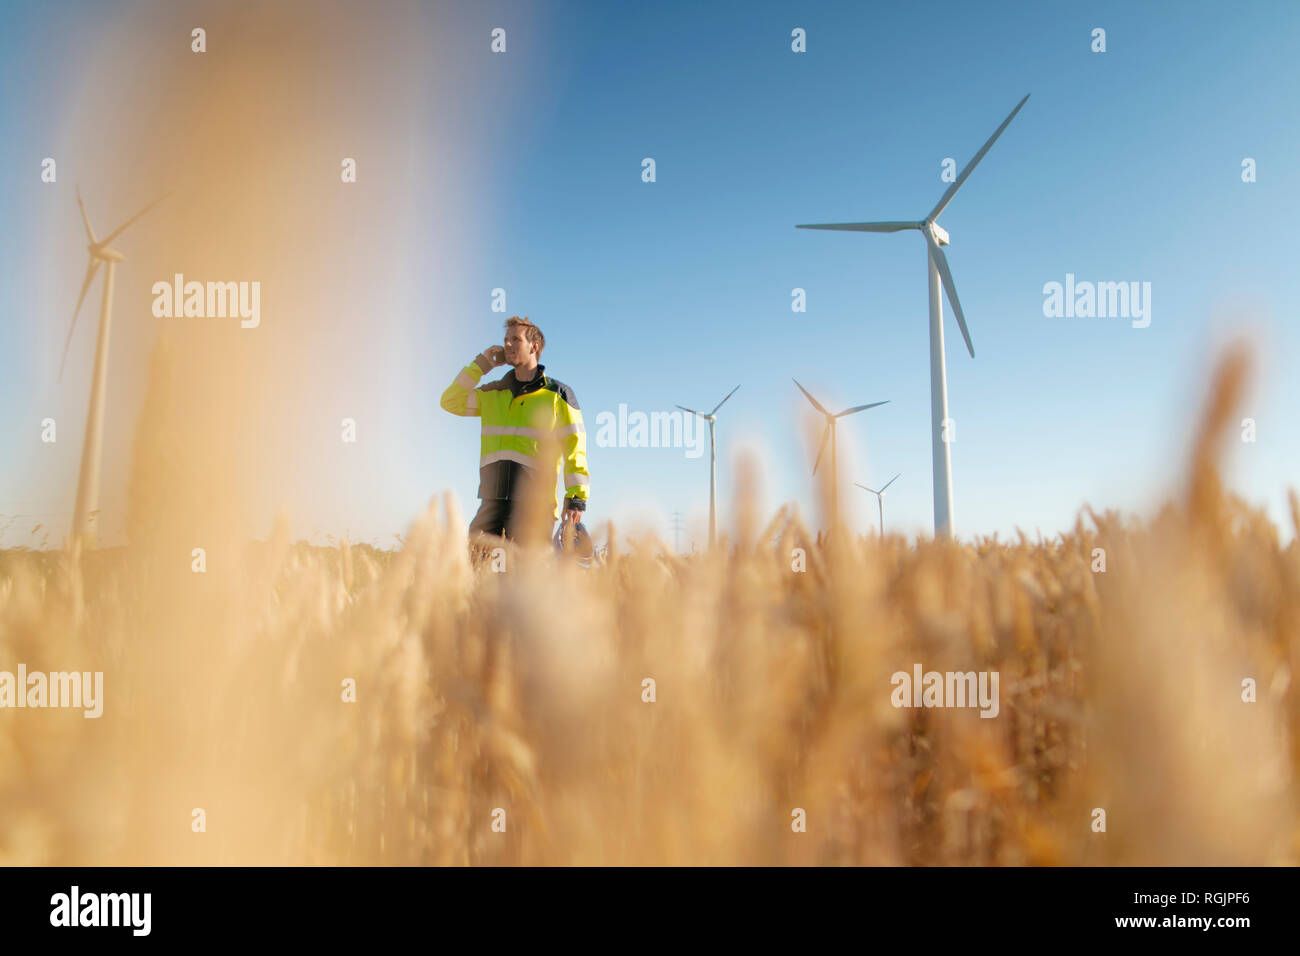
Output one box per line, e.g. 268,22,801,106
0,344,1296,865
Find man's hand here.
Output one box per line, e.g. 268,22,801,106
562,508,582,526
481,345,506,368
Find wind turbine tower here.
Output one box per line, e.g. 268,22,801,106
855,473,900,539
60,187,169,546
677,384,739,548
797,94,1029,538
793,379,887,532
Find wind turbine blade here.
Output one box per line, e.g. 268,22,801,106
880,473,901,493
855,482,880,496
59,259,101,382
925,232,975,358
927,93,1030,221
835,400,889,418
675,405,703,417
796,221,918,233
98,190,171,247
708,384,741,416
792,378,830,417
811,424,831,476
75,186,96,243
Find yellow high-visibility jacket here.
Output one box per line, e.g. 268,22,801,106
440,356,589,519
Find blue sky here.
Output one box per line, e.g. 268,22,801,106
2,0,1298,549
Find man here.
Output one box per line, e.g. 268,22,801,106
440,316,589,547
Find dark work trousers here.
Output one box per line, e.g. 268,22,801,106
467,498,554,566
471,460,553,541
469,497,521,539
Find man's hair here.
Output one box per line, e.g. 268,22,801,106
506,315,544,356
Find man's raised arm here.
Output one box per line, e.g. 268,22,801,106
440,347,502,417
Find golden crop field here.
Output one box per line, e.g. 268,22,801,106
1,344,1296,866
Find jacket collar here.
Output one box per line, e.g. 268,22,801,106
506,364,546,395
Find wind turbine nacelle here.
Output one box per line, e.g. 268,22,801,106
93,245,127,262
927,222,950,246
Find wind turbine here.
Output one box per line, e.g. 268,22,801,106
855,473,900,539
60,186,169,546
793,379,887,532
676,384,739,548
797,94,1030,539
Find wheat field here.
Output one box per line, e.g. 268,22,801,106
0,343,1296,865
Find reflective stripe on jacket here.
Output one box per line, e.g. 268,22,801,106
440,358,589,518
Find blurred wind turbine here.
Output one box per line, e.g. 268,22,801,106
61,186,169,546
677,384,739,548
793,379,887,531
797,94,1029,539
855,473,900,540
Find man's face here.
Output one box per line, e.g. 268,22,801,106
503,326,536,366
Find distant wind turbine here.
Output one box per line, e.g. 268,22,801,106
855,473,900,540
793,379,887,531
797,94,1030,539
61,186,169,546
676,384,739,548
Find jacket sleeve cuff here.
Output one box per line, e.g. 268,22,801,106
563,497,586,512
473,354,493,374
